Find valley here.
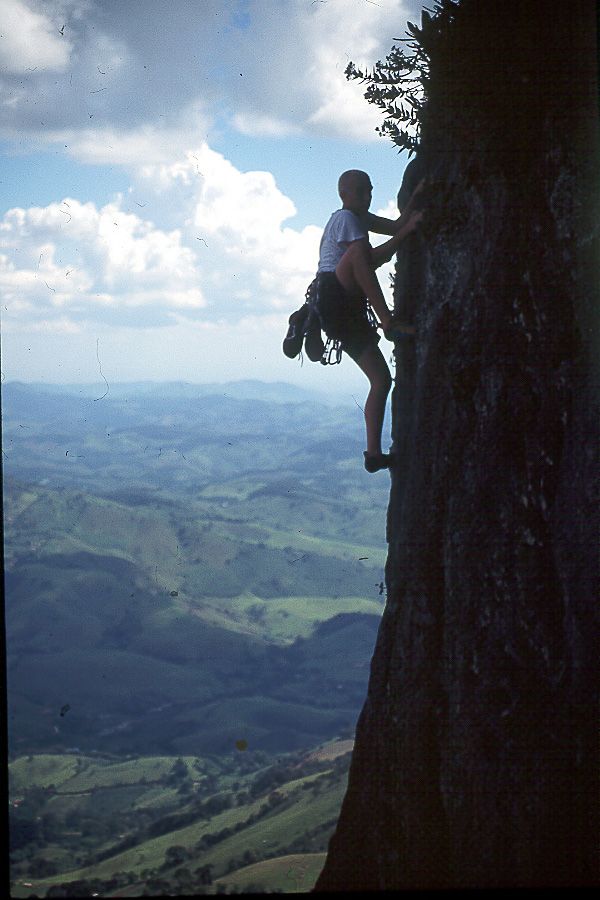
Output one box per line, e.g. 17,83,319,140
3,379,393,893
9,739,353,895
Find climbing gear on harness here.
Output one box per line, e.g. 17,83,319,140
314,272,377,365
321,338,342,365
282,278,343,366
283,304,310,359
304,319,325,362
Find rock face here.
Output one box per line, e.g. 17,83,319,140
315,1,599,890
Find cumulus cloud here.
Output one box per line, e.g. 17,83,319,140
0,0,74,74
0,142,324,346
135,143,322,307
231,112,302,139
215,0,403,142
0,1,418,385
0,195,209,333
0,0,416,151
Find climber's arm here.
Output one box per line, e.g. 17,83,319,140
366,212,402,236
370,209,423,268
366,179,426,237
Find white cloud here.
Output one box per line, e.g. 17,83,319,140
28,317,82,334
231,112,301,138
375,200,400,220
218,0,411,142
0,141,326,350
307,79,383,141
66,126,186,167
0,1,419,390
136,143,322,306
61,98,211,167
0,132,409,390
0,196,208,330
0,0,416,149
0,0,73,74
302,1,397,140
191,155,297,238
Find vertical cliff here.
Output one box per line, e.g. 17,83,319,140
316,0,599,890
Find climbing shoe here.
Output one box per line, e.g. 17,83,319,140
304,322,325,362
363,452,394,473
283,305,309,358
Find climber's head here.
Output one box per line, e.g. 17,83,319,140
338,170,373,215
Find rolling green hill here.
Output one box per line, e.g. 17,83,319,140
215,853,327,894
4,381,391,758
4,381,391,894
9,741,353,896
5,476,383,756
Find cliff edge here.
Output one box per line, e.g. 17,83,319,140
316,0,599,889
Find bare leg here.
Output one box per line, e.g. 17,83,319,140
354,343,392,456
336,242,393,457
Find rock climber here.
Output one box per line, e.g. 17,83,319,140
314,169,423,472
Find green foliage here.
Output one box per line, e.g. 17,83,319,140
9,744,349,897
345,0,460,151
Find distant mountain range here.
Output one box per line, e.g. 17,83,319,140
4,377,342,405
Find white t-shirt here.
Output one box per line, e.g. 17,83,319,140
317,209,369,273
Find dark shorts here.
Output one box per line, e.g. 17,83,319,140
314,271,380,361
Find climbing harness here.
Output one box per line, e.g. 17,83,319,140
282,276,387,368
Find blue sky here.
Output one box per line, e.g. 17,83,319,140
0,0,424,397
